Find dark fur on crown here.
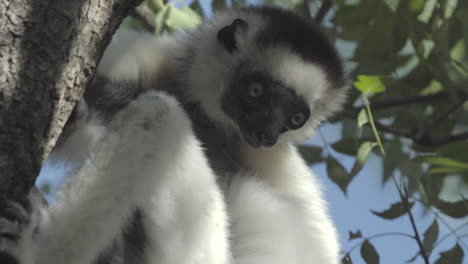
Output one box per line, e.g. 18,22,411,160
217,18,248,53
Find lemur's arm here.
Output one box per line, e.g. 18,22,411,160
0,90,201,264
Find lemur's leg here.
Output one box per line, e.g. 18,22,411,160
0,91,195,264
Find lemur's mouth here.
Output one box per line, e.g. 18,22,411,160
242,130,279,148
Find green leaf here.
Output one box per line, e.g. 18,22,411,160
326,156,352,195
354,75,386,94
342,254,353,264
357,108,369,127
332,1,380,27
371,201,413,220
348,230,363,241
400,160,425,196
120,16,150,31
422,219,439,253
434,243,464,264
166,5,201,30
383,138,405,183
393,2,409,52
457,8,468,56
350,141,377,176
428,167,468,174
384,0,398,12
415,156,468,169
420,80,443,95
154,4,171,34
433,199,468,218
417,0,437,23
212,0,227,10
420,173,445,201
341,119,358,139
443,0,458,19
298,145,323,165
155,4,201,34
331,138,359,156
148,0,165,12
409,0,425,13
331,137,373,156
420,39,435,59
360,240,380,264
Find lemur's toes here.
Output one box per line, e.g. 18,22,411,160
0,200,32,242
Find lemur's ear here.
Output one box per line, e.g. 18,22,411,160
217,18,248,53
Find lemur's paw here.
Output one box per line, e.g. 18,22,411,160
0,252,20,264
0,200,31,251
110,91,189,138
106,91,191,162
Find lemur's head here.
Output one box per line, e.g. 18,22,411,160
185,6,348,147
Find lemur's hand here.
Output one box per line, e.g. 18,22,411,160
0,198,35,264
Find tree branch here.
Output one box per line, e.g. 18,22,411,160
341,109,468,148
363,93,448,111
314,0,333,24
422,96,468,131
402,187,430,264
349,90,468,112
303,0,313,19
0,0,143,205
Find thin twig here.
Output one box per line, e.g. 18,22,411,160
402,187,430,264
342,232,414,256
425,97,467,130
424,132,468,147
413,197,468,251
303,0,313,19
363,95,385,155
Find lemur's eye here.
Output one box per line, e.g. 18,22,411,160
289,112,307,128
247,83,264,98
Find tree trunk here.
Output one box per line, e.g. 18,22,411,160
0,0,142,207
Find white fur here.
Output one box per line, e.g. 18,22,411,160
98,30,179,83
101,11,343,264
90,8,344,263
182,13,344,263
226,176,309,264
12,91,229,264
240,144,340,263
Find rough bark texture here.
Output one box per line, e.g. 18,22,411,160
0,0,142,206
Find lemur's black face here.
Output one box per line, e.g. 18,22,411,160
221,68,310,148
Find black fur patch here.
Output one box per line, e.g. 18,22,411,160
222,65,310,147
122,209,146,263
0,252,19,264
217,18,248,53
85,76,142,124
94,209,146,264
244,6,346,88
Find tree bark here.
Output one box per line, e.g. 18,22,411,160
0,0,142,206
